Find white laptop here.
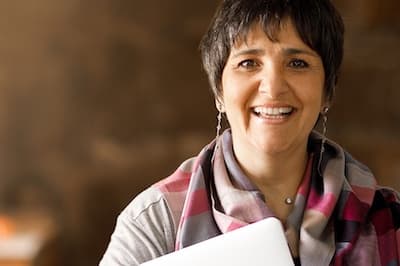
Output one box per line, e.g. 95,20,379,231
140,217,294,266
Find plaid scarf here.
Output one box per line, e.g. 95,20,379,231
155,129,400,265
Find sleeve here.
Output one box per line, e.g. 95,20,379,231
99,186,177,266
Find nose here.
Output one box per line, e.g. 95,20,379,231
258,64,288,98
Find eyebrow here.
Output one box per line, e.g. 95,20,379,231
283,48,319,58
231,48,265,59
231,47,319,58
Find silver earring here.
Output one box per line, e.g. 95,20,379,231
214,103,223,151
318,107,329,176
216,109,222,139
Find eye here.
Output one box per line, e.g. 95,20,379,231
238,59,259,70
288,59,309,69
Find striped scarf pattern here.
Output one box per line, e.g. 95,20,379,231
155,130,400,265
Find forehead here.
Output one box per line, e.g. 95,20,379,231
231,19,309,51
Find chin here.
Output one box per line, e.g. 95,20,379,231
252,139,291,155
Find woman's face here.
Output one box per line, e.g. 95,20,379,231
220,19,325,158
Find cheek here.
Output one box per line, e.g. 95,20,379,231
221,79,255,129
299,76,325,105
316,73,326,105
223,70,258,98
223,85,253,117
222,72,246,106
306,88,325,126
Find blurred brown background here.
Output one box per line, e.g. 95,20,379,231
0,1,398,265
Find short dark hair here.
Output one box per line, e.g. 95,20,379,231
200,0,344,105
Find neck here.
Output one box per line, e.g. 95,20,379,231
235,144,308,187
233,141,309,221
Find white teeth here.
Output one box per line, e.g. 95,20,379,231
253,107,293,116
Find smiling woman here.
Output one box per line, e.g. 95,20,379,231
219,21,326,221
100,1,400,266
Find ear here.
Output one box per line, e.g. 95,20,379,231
320,97,331,113
320,105,329,114
322,85,335,111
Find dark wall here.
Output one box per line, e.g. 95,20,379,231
0,1,399,265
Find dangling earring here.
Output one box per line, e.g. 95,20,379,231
216,110,222,139
318,107,329,176
215,101,223,149
216,102,223,139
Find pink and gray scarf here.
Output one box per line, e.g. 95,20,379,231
157,129,400,265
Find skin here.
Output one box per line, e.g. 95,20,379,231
218,19,326,221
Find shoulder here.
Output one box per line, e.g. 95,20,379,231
371,186,400,212
122,155,200,236
151,157,199,225
99,186,176,265
121,156,200,237
124,155,197,212
100,157,199,265
367,186,400,257
122,185,173,224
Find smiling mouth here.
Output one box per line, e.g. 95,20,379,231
252,106,295,119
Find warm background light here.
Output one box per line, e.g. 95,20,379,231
0,1,398,265
0,216,14,238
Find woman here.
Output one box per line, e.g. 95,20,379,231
100,0,400,265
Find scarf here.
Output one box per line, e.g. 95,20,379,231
165,129,399,265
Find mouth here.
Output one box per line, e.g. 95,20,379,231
252,106,295,119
